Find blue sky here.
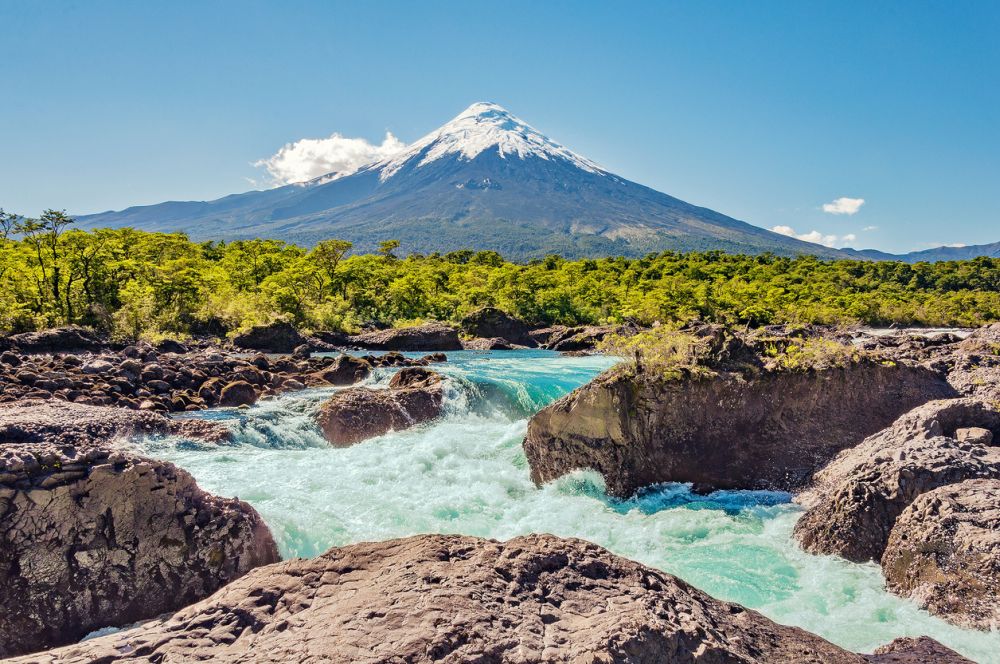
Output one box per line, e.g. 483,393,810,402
2,0,998,253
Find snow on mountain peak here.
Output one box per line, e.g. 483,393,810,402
373,102,604,181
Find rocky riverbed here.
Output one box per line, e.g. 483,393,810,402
2,318,999,661
524,322,1000,637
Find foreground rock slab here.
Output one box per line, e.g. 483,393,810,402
882,479,1000,631
17,533,875,663
0,441,279,658
525,359,952,497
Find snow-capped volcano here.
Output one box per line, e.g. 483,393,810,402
370,102,604,180
78,102,850,260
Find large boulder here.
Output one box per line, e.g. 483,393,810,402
0,326,106,354
310,354,372,386
794,399,1000,562
232,321,305,354
350,322,462,351
218,380,258,407
524,360,954,497
316,368,444,446
882,479,1000,630
459,306,533,345
0,442,279,658
16,533,873,663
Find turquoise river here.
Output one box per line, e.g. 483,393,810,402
138,350,999,661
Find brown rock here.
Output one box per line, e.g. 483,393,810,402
350,322,462,351
311,354,372,386
316,369,444,446
1,326,106,354
0,443,278,658
232,321,305,354
864,636,974,663
882,479,1000,630
524,361,954,497
218,380,258,407
0,399,224,447
15,534,866,664
956,426,994,445
795,399,1000,562
459,306,533,345
462,336,514,350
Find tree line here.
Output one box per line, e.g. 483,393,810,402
1,209,998,340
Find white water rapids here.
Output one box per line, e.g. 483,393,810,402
135,350,998,661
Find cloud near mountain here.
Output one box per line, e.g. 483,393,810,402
255,131,407,185
771,225,857,248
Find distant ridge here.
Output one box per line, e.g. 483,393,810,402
844,241,1000,263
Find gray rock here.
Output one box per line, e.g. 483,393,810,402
795,398,1000,562
0,442,279,658
882,479,1000,630
956,426,994,445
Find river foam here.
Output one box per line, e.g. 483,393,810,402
141,350,999,661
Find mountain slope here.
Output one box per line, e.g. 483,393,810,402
78,102,853,260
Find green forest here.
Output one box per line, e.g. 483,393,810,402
1,210,999,340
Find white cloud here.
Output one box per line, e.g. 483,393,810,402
822,197,865,215
254,131,407,186
862,225,878,231
771,225,858,248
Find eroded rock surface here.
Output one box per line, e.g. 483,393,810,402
351,322,462,351
0,326,106,354
863,637,974,664
882,479,1000,630
459,306,534,346
15,533,869,664
231,320,306,353
524,358,952,497
316,368,445,446
0,345,384,413
0,442,279,658
795,399,1000,562
0,399,230,446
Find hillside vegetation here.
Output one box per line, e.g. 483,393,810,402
1,211,998,340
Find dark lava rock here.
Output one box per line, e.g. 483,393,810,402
16,533,872,663
795,398,1000,563
0,442,279,658
524,359,954,497
462,336,515,350
882,479,1000,630
311,354,372,386
1,326,106,354
350,322,462,351
316,369,444,446
864,637,974,663
459,306,533,345
0,399,230,446
232,321,305,354
218,380,258,407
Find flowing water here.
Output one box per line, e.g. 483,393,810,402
138,350,999,661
